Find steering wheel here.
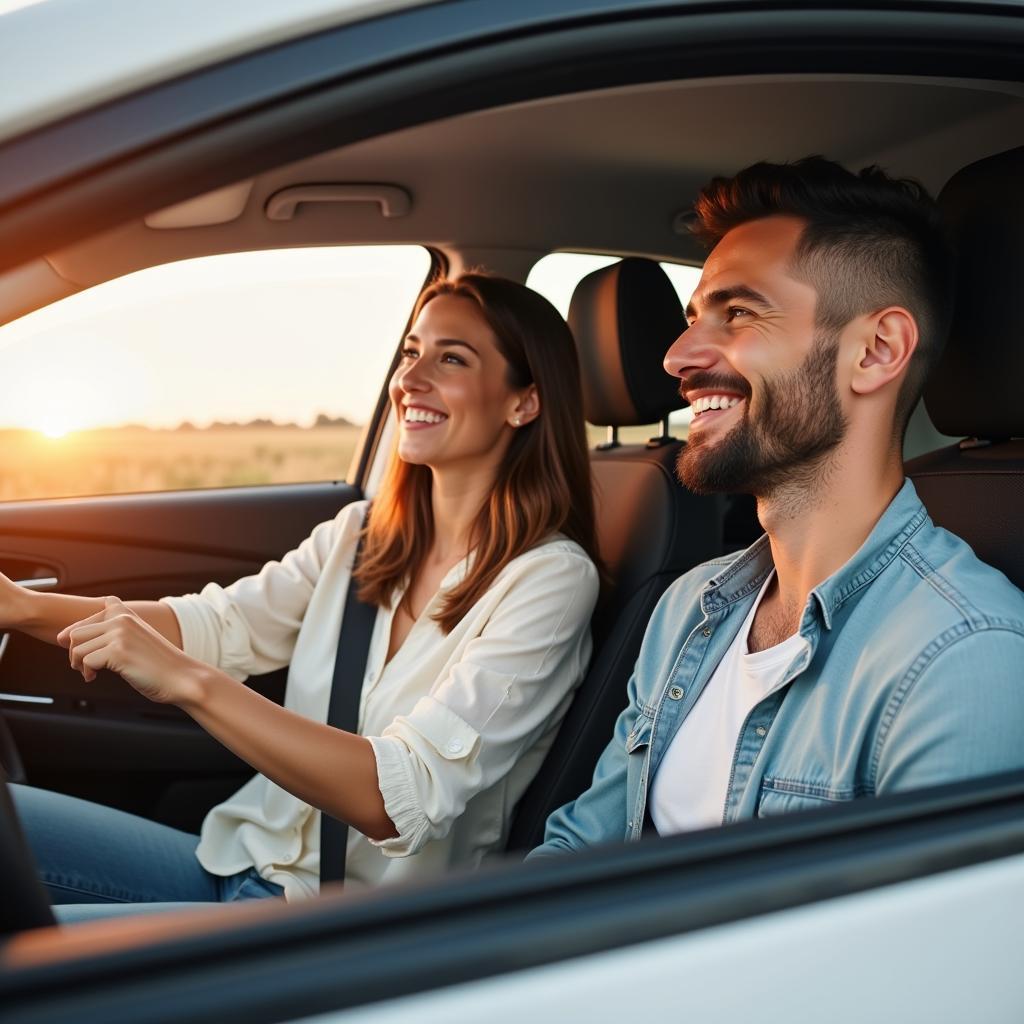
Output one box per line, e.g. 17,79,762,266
0,761,55,936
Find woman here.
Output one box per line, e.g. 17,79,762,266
1,273,600,920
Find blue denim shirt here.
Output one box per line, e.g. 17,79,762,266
534,479,1024,855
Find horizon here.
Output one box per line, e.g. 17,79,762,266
0,412,361,435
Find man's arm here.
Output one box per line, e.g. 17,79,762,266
874,628,1024,794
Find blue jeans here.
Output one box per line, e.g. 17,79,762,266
12,784,284,924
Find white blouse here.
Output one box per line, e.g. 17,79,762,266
161,499,598,900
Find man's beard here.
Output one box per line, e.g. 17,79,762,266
676,333,848,497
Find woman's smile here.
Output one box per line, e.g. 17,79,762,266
402,402,449,429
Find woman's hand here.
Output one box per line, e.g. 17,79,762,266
58,598,206,706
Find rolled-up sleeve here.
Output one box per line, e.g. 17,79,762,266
161,503,363,681
368,546,598,857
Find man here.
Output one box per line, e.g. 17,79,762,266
533,156,1024,854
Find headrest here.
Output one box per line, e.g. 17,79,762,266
925,146,1024,439
567,257,686,427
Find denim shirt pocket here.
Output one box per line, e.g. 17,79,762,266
757,777,861,818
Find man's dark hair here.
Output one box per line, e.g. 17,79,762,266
691,156,954,439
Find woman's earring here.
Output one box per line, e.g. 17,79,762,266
513,417,522,427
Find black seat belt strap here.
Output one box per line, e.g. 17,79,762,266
320,522,377,885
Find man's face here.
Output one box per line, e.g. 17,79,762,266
665,216,848,497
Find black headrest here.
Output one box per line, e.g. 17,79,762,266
925,146,1024,439
567,258,686,427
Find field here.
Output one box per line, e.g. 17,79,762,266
0,426,365,502
0,422,671,503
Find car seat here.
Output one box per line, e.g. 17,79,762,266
906,145,1024,591
506,258,724,851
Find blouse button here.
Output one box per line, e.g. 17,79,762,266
702,627,712,638
669,686,684,700
446,739,464,754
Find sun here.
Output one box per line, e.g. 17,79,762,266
29,411,81,440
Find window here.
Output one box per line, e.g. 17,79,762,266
0,246,431,500
526,253,701,444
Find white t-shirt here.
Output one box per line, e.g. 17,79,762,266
161,500,598,899
650,572,808,834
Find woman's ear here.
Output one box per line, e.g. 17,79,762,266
509,384,540,427
851,307,919,396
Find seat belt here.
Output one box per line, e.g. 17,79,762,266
319,527,377,886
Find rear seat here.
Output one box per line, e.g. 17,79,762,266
506,258,724,851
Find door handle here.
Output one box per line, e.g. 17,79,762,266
14,577,58,591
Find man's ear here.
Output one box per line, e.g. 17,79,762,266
508,383,541,427
850,307,919,396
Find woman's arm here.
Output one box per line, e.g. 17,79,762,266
0,571,182,647
59,598,396,840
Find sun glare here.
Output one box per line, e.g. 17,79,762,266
28,411,81,440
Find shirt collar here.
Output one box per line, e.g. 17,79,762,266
810,478,928,628
705,478,929,630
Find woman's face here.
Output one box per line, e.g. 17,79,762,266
389,293,536,477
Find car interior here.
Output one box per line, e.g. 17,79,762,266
1,15,1024,1016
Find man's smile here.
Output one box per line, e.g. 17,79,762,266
687,393,746,431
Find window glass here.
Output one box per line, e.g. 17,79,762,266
0,246,431,500
526,252,701,444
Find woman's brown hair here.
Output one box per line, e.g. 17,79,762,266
355,272,599,633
